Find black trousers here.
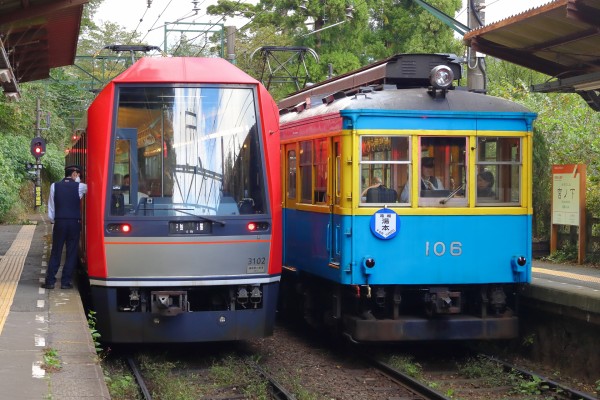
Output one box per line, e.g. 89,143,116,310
46,219,81,286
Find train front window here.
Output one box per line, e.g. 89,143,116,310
415,137,467,207
476,137,521,205
109,85,266,217
360,136,409,205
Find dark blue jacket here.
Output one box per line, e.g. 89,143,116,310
54,178,81,220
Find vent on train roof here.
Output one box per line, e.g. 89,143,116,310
277,53,463,110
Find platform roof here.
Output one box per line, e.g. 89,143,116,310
463,0,600,109
0,0,88,99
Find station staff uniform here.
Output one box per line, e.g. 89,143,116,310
43,165,87,289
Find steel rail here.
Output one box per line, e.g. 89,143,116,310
483,355,598,400
127,356,153,400
248,362,296,400
368,357,452,400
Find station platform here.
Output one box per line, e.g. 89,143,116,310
0,212,109,400
526,259,600,325
1,212,599,399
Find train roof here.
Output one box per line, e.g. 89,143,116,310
279,88,534,125
112,57,260,85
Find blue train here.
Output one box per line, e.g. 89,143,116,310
278,54,536,341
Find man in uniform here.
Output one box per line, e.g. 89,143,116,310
43,164,88,289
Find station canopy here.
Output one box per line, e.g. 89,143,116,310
463,0,600,110
0,0,88,100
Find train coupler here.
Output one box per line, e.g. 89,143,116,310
150,291,188,316
424,288,461,315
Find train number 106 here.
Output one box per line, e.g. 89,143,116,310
425,241,462,257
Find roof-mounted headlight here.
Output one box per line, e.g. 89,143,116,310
429,65,454,90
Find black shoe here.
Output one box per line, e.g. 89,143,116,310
61,283,73,289
42,283,55,289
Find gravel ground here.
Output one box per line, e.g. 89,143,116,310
248,322,416,400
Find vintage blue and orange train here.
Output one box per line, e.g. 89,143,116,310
278,54,536,341
67,57,281,343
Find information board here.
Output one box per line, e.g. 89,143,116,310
550,164,586,264
552,164,580,226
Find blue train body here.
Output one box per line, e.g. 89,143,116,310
278,54,536,341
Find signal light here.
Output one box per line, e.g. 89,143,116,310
30,137,46,158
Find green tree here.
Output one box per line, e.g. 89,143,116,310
208,0,463,97
485,57,600,238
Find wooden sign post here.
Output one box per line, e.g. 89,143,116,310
551,164,586,264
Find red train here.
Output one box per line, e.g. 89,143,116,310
67,57,281,342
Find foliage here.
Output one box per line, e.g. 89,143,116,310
388,355,423,378
103,360,142,400
486,57,600,239
87,310,105,356
458,355,512,387
531,127,552,239
208,0,463,98
0,147,21,220
42,348,62,372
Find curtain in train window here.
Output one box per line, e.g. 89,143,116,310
314,138,328,203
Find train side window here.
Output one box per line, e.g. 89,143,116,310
314,138,328,204
299,141,312,203
360,136,409,206
298,139,329,205
334,139,341,206
476,137,521,206
287,150,297,199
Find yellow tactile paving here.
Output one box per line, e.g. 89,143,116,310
533,267,600,284
0,225,36,335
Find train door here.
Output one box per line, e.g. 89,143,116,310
283,143,297,264
329,137,342,267
110,128,138,215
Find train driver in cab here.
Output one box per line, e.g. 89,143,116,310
400,157,445,202
420,157,444,191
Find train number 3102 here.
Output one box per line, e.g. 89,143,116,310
425,241,462,257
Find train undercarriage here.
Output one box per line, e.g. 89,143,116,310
280,271,521,341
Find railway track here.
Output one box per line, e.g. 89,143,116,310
106,326,598,400
369,349,598,400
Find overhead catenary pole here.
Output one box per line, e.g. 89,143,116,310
467,0,486,93
34,98,44,209
226,26,236,64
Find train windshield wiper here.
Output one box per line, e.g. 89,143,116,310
439,184,464,205
171,208,226,226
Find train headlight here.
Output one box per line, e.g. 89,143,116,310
429,65,454,90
